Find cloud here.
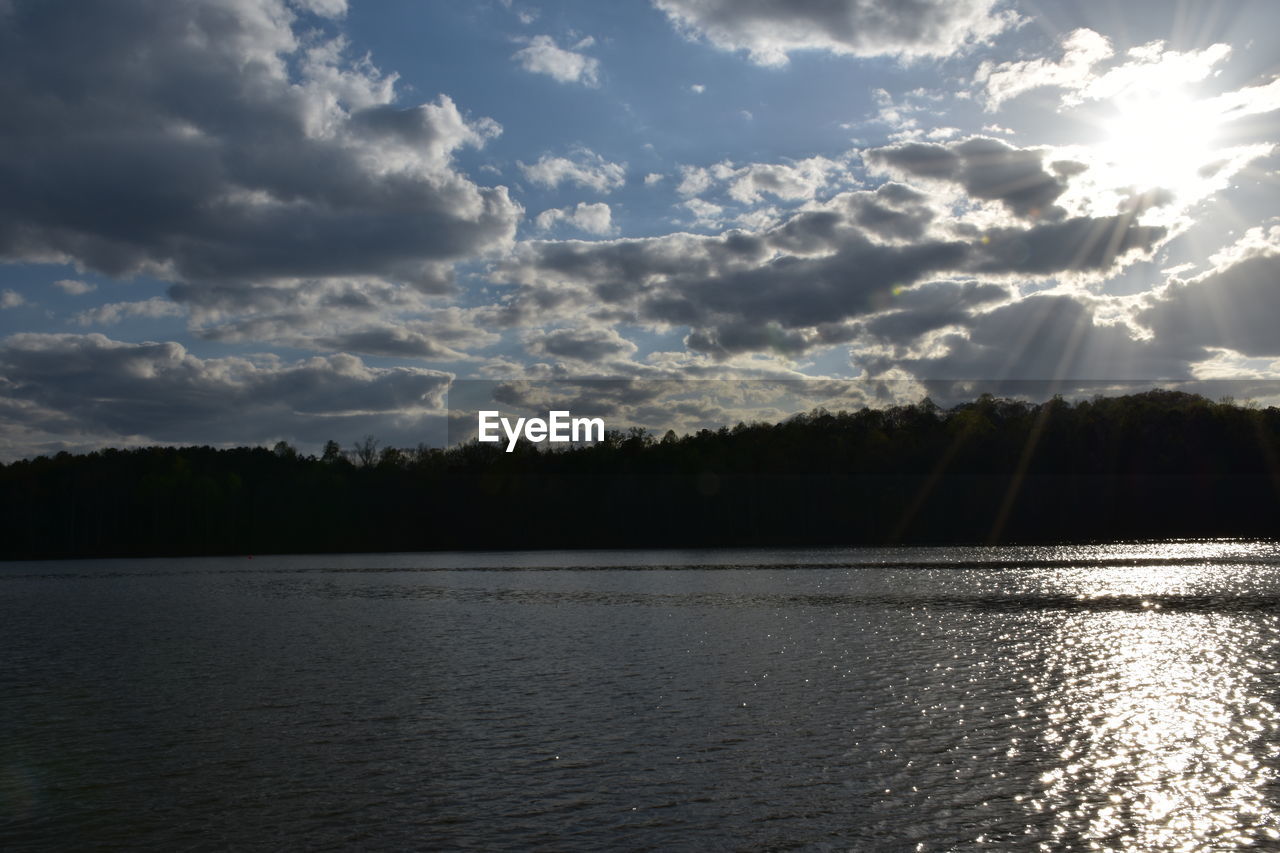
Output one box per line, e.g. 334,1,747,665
842,239,1280,388
73,297,186,326
520,148,627,193
977,28,1232,111
681,198,725,227
837,182,938,242
887,293,1191,382
306,318,493,361
977,28,1113,110
1065,40,1231,108
494,178,1164,364
966,214,1165,276
685,321,814,360
676,165,717,197
673,156,850,208
1208,77,1280,123
0,289,24,309
529,327,638,362
512,34,600,86
864,137,1082,220
859,279,1010,344
0,332,451,450
0,0,519,308
183,285,499,361
53,279,96,295
1138,227,1280,360
535,202,615,235
721,156,849,204
292,0,347,17
654,0,1017,66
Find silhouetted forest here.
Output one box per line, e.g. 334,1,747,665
3,389,1280,558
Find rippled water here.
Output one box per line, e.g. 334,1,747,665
4,542,1280,850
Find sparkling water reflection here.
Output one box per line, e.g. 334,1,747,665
2,542,1280,850
1031,608,1280,849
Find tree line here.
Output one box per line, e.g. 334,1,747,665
3,389,1279,558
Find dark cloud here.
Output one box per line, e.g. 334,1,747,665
1139,250,1280,358
861,280,1009,343
194,305,497,361
0,0,518,302
842,182,937,241
752,212,843,255
656,235,969,329
168,276,436,329
968,214,1166,275
530,327,638,362
310,327,466,360
888,294,1195,381
654,0,1015,65
0,333,450,451
496,182,1164,360
685,321,812,359
864,137,1081,220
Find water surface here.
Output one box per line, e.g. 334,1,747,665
4,542,1280,849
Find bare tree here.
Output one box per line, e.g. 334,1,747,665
352,435,380,467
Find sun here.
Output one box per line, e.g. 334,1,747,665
1093,86,1222,199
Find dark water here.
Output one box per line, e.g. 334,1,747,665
4,542,1280,850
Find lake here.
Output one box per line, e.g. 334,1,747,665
4,542,1280,850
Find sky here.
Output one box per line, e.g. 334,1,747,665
1,0,1278,458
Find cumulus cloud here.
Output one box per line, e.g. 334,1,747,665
53,279,96,295
977,28,1232,111
0,289,24,309
0,0,519,312
888,294,1191,382
186,285,499,360
528,327,638,362
675,165,717,197
681,198,725,227
73,297,186,326
859,280,1010,344
1138,227,1280,360
977,28,1113,110
494,178,1164,364
837,182,938,242
722,156,849,204
307,316,496,361
654,0,1017,66
673,156,850,209
685,321,814,360
535,202,615,235
843,235,1280,388
511,34,600,86
0,333,451,451
969,214,1165,276
864,137,1082,220
292,0,346,17
520,148,627,193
